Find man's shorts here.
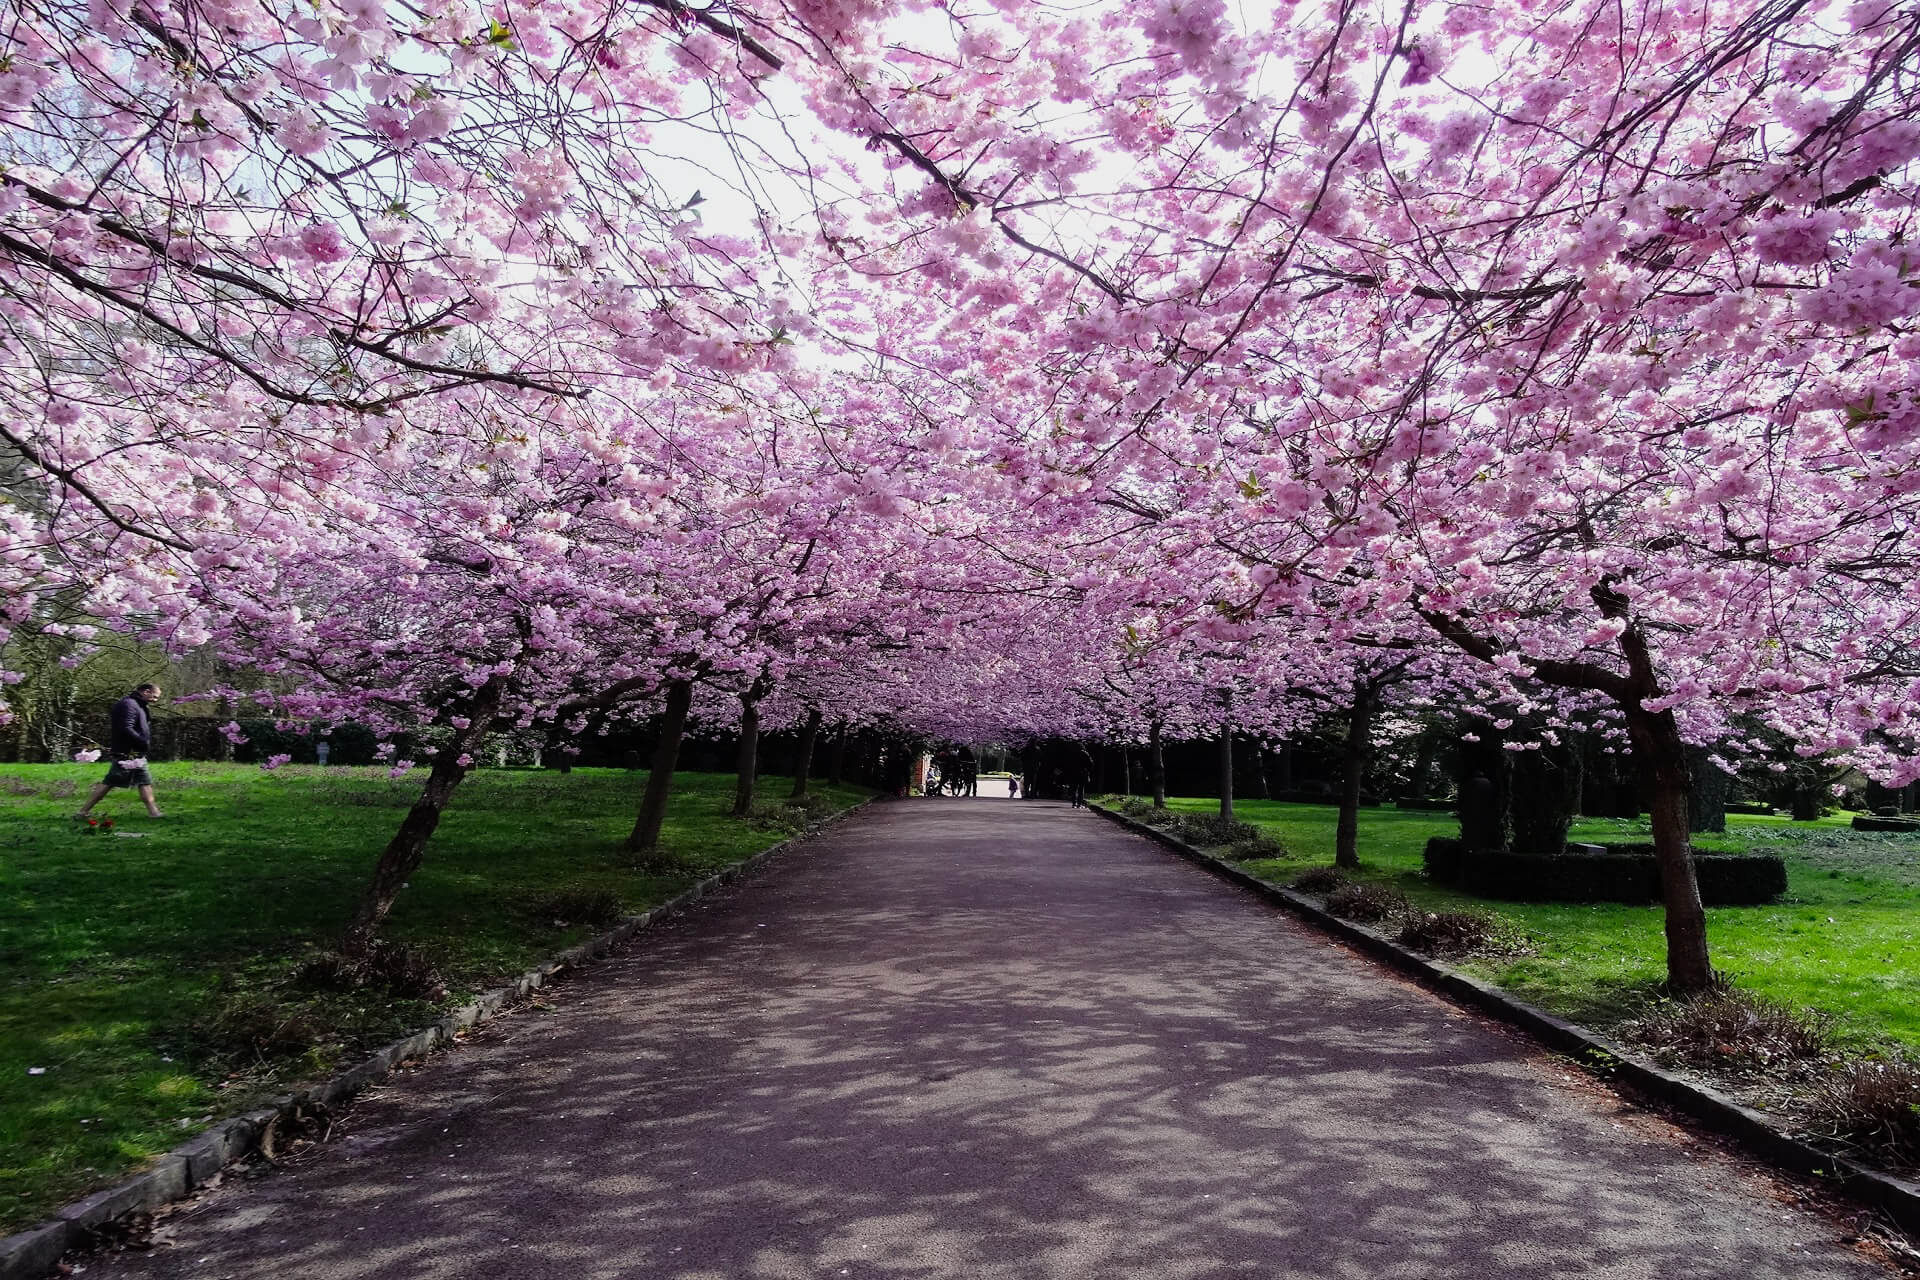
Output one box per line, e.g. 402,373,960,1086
103,760,153,789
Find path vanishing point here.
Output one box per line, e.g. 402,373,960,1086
88,801,1894,1279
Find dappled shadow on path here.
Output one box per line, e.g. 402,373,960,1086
95,800,1883,1280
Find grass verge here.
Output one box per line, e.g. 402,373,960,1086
1120,795,1919,1054
0,763,867,1232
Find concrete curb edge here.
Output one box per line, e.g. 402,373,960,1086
0,794,877,1280
1089,801,1920,1238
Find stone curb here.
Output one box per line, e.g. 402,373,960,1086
1089,802,1920,1238
0,796,875,1280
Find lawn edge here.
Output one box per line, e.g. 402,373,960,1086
0,795,876,1280
1089,800,1920,1239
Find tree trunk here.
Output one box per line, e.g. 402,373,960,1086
1119,745,1131,797
1687,745,1729,833
1511,735,1579,856
1218,727,1234,822
342,681,501,960
1146,722,1166,806
627,679,694,855
1253,740,1271,799
1335,688,1372,868
731,687,764,817
826,727,847,787
1623,704,1714,993
1406,731,1436,799
1456,719,1512,851
790,707,822,800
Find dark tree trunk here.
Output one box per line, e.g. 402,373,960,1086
1149,718,1167,809
1791,785,1822,821
627,679,694,855
1335,688,1373,868
790,707,822,800
1253,740,1271,799
732,686,764,817
1218,728,1234,822
342,681,502,960
1687,746,1729,833
1455,720,1512,851
1624,704,1714,993
826,727,847,787
1406,732,1436,798
1511,736,1580,856
1119,745,1131,797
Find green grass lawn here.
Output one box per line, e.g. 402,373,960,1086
1137,796,1920,1054
0,762,866,1232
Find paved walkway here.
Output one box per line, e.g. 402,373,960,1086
98,801,1888,1279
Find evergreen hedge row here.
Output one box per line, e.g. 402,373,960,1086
1422,837,1787,905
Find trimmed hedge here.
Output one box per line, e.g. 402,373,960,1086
1271,790,1382,807
1852,814,1920,833
1423,837,1786,905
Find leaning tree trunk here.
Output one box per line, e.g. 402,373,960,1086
1335,687,1373,869
1623,703,1714,993
627,678,694,855
790,707,823,800
1149,718,1167,809
1218,727,1235,822
731,685,765,817
341,680,502,960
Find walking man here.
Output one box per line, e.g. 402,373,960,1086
76,683,165,820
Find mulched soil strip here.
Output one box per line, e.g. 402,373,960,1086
1089,801,1920,1241
0,798,875,1280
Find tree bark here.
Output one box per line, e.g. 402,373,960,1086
1218,726,1234,822
731,684,765,817
790,707,822,800
1406,731,1436,799
627,678,694,855
1687,745,1729,833
341,681,501,960
1623,703,1714,993
1149,718,1167,809
1511,735,1579,856
1335,686,1373,868
1253,739,1271,799
826,727,847,787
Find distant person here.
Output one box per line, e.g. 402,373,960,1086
76,683,165,820
960,750,978,797
1069,747,1094,809
1008,775,1020,800
316,738,331,767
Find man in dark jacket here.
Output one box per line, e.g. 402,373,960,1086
75,684,165,819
